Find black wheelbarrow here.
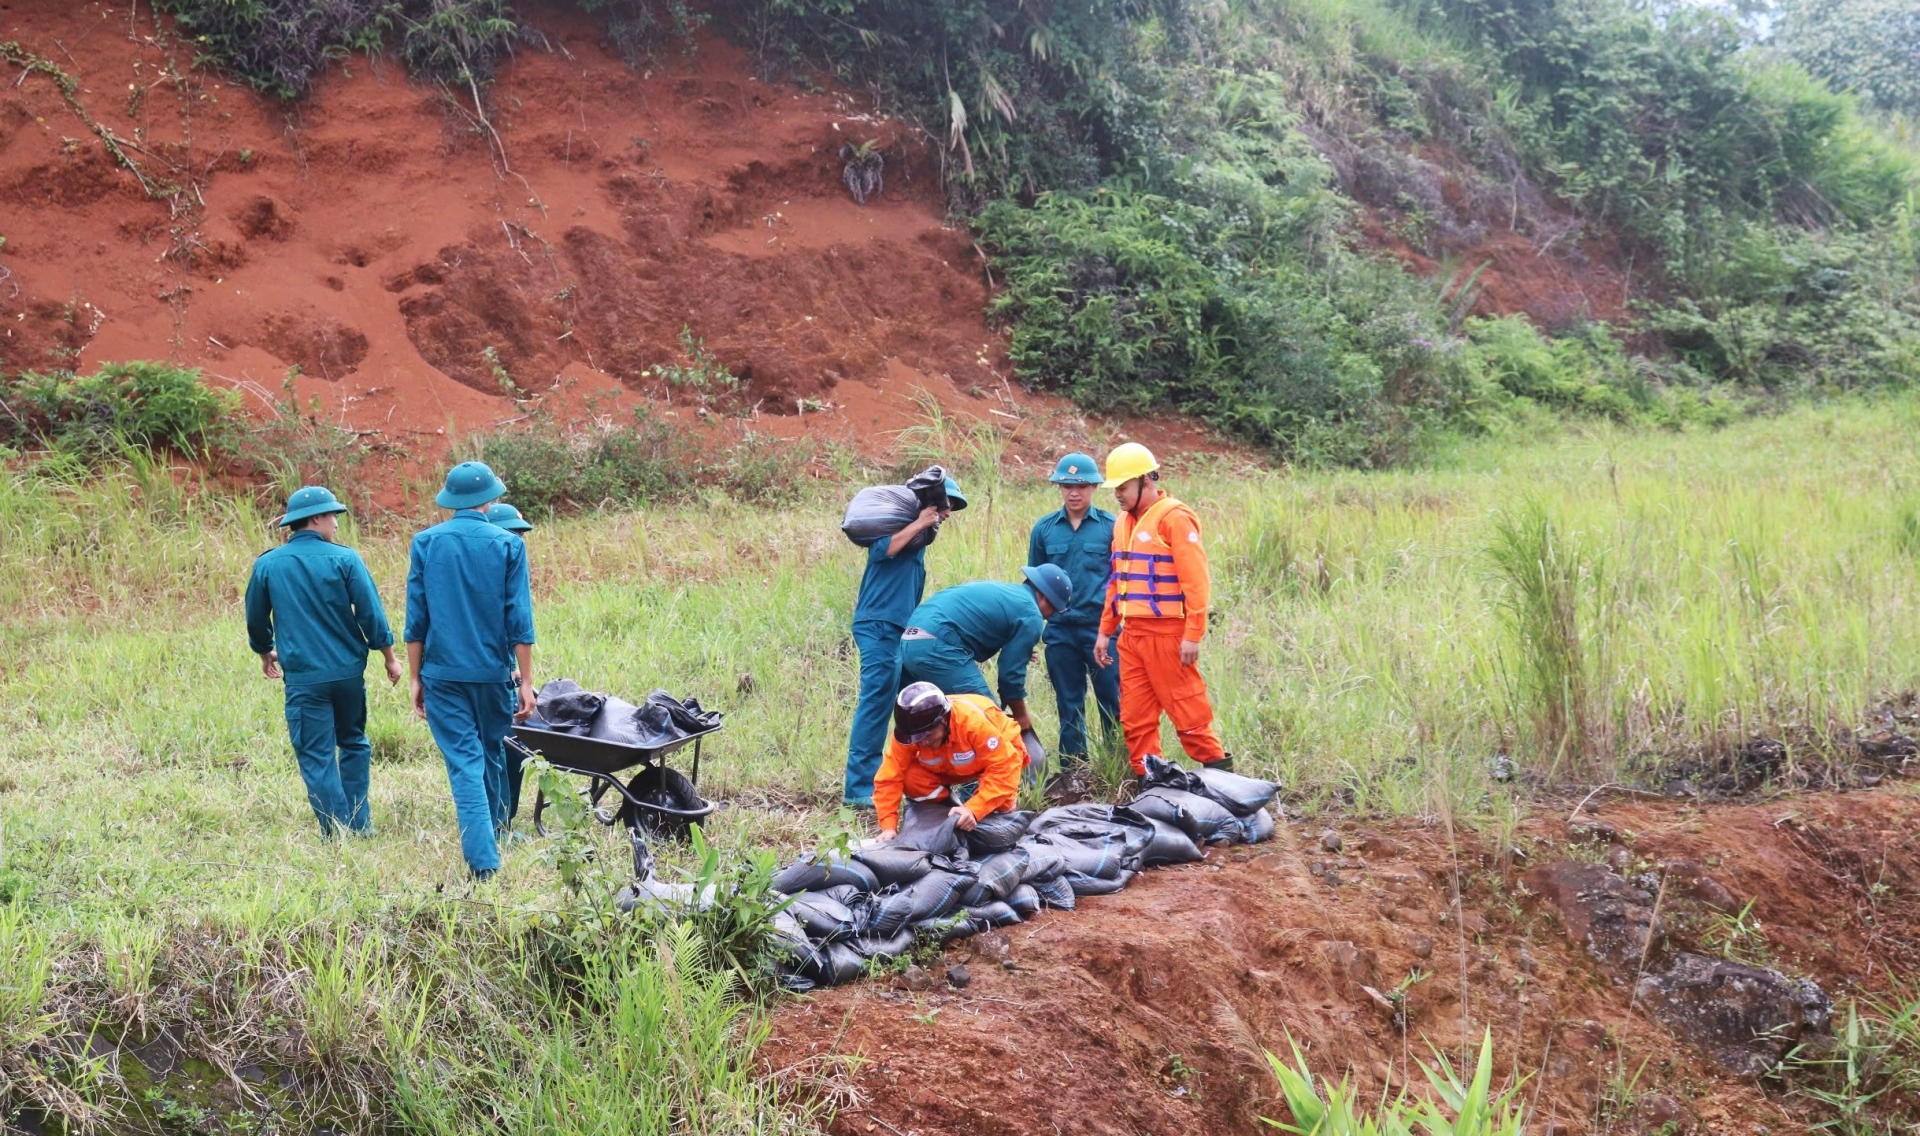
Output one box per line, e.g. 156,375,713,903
506,720,720,880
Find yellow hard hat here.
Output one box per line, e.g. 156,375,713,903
1101,442,1160,488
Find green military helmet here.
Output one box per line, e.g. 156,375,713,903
277,485,349,527
487,503,533,533
1048,452,1101,486
1021,563,1072,612
436,461,508,509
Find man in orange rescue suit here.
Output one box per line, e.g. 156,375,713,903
872,681,1029,840
1092,442,1231,776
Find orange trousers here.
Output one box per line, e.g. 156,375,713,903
1118,631,1225,774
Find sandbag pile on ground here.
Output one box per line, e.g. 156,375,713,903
531,679,722,748
771,758,1281,990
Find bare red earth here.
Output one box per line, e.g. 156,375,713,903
0,0,1219,498
765,788,1920,1135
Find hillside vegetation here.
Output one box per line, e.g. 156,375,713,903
132,0,1920,466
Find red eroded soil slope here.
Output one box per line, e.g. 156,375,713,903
0,1,1217,470
766,789,1920,1135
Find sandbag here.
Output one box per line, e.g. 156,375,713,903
788,892,859,942
1193,766,1280,817
1031,805,1156,868
1066,870,1134,897
863,870,972,938
791,940,867,987
894,799,964,856
1032,875,1077,910
1005,884,1041,919
1237,805,1277,844
851,928,915,961
820,884,867,906
615,876,716,913
966,810,1034,854
854,847,933,888
1130,787,1241,845
532,678,604,734
841,485,922,546
771,853,878,895
1141,817,1205,866
1019,841,1067,884
1142,754,1280,818
966,901,1023,929
961,848,1030,906
1044,833,1130,880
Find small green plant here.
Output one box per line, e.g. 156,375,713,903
480,345,516,395
1264,1030,1524,1134
1704,899,1771,965
648,325,739,395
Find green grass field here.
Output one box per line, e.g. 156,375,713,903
4,398,1920,1130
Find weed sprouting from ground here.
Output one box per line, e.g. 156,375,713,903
1485,502,1602,779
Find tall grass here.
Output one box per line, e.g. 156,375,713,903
3,397,1920,1126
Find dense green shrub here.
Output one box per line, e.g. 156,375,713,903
0,362,240,456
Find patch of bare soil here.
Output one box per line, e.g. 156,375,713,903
765,788,1920,1135
0,0,1229,501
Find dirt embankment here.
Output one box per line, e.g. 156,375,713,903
766,789,1920,1136
0,1,1229,478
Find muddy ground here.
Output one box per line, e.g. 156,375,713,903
765,788,1920,1135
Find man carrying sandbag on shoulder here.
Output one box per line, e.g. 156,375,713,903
873,682,1027,842
244,486,401,837
1093,443,1231,782
840,468,966,809
405,462,536,881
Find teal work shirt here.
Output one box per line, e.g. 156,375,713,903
1027,505,1116,631
244,530,395,686
853,538,928,627
403,510,535,684
906,581,1045,703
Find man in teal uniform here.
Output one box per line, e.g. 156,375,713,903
843,478,966,808
244,486,401,836
898,565,1070,733
405,463,536,880
487,502,534,825
1027,453,1120,798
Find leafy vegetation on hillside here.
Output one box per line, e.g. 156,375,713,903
121,0,1920,464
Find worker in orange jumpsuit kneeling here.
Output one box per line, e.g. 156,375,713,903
873,681,1029,841
1092,443,1231,778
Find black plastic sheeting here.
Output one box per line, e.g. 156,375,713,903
534,679,722,747
773,761,1283,991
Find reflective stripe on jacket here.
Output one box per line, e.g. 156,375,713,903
873,694,1029,832
1100,495,1210,641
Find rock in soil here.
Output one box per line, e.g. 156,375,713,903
1635,953,1832,1076
899,964,933,992
944,963,971,990
1319,829,1344,853
1527,861,1666,980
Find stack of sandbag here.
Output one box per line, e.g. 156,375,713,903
840,465,954,550
1127,755,1280,845
771,761,1282,991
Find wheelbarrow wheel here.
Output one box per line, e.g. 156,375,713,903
531,788,549,837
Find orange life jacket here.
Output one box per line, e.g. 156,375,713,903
1109,496,1190,621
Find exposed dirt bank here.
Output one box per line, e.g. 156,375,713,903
766,788,1920,1135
